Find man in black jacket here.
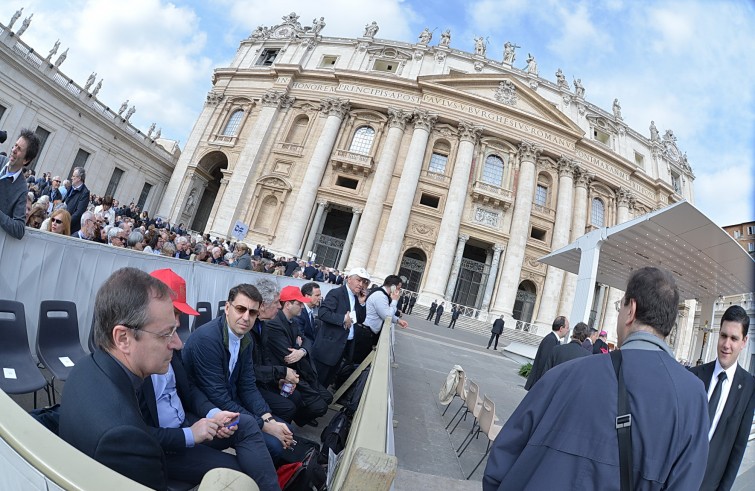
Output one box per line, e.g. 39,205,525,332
264,286,331,427
426,300,437,321
65,166,90,234
487,315,504,349
542,321,590,376
312,267,369,387
523,315,569,391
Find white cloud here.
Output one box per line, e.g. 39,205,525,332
693,162,753,226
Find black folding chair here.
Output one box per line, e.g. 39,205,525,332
0,300,50,408
36,300,87,404
177,313,191,344
191,302,212,332
87,314,97,353
217,300,226,316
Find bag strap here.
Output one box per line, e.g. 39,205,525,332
610,350,633,491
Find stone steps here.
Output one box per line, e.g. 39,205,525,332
410,305,544,347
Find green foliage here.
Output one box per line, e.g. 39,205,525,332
519,362,532,378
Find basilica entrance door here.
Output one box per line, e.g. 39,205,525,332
513,280,537,323
398,248,427,292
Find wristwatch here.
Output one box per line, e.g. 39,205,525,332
263,416,274,423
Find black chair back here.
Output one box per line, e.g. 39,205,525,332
0,300,48,399
87,314,97,353
191,302,212,332
177,313,190,343
217,300,226,317
36,300,87,383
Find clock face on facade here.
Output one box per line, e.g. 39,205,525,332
273,26,290,38
665,141,680,161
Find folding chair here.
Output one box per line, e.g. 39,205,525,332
217,300,226,316
449,380,482,434
442,368,467,416
36,300,87,404
460,394,503,479
0,300,50,408
87,314,97,353
191,302,212,332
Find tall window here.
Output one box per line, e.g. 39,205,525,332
534,185,548,206
68,149,90,181
285,115,309,144
222,110,243,136
105,167,124,198
137,183,152,211
31,126,51,170
481,154,504,186
591,198,605,227
428,153,448,174
348,126,375,155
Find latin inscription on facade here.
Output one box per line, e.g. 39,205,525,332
291,82,576,151
576,149,655,199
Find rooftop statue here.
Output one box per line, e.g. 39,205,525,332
16,14,33,36
364,21,379,38
8,8,23,30
556,68,569,89
418,27,432,45
574,78,585,98
525,53,538,75
439,29,451,47
474,36,486,57
503,41,518,64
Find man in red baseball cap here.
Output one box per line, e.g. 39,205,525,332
264,285,332,427
150,268,199,316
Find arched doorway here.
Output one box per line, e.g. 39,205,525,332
513,280,537,324
190,151,228,233
313,206,351,268
398,248,427,292
451,243,490,309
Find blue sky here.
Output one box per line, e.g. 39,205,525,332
3,0,754,226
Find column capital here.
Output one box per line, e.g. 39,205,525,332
493,243,504,253
459,233,470,243
352,207,363,215
616,187,635,207
574,169,594,189
458,121,483,143
316,199,329,207
555,156,576,177
320,97,351,118
261,89,292,108
518,141,541,162
387,108,412,130
412,110,438,132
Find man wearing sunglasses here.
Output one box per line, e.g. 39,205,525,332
183,283,295,465
141,269,279,490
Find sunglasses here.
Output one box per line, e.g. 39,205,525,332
53,180,61,183
229,302,259,316
51,218,64,225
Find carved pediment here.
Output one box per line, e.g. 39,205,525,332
586,114,619,134
366,46,413,62
257,175,292,191
418,75,584,137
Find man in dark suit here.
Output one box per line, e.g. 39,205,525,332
523,315,569,390
426,300,438,321
542,321,590,375
690,305,755,491
593,330,609,354
65,166,90,234
59,268,176,489
293,282,321,350
303,262,318,280
448,304,461,329
487,315,504,349
284,257,299,276
311,267,369,388
143,269,279,490
581,326,598,352
434,302,445,325
407,295,417,314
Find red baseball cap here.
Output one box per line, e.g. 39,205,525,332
150,268,199,316
279,285,308,304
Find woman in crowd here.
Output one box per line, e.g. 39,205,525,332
127,230,145,251
26,203,47,229
46,209,71,236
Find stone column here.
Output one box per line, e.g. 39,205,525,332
280,97,350,256
346,108,412,271
338,208,363,270
421,121,482,302
535,157,576,327
211,90,293,238
303,200,328,257
443,234,470,299
372,111,438,281
558,168,594,319
491,142,541,316
481,244,504,312
600,188,634,337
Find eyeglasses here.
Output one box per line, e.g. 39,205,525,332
229,302,259,316
51,218,64,225
53,180,61,183
126,325,178,342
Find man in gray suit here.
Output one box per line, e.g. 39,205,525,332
0,129,40,239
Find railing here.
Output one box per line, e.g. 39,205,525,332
420,169,451,185
456,304,490,322
514,319,539,334
531,203,555,219
331,149,374,175
471,180,513,209
274,141,305,156
331,316,397,490
210,134,238,146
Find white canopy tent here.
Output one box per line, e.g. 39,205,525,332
539,200,755,333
